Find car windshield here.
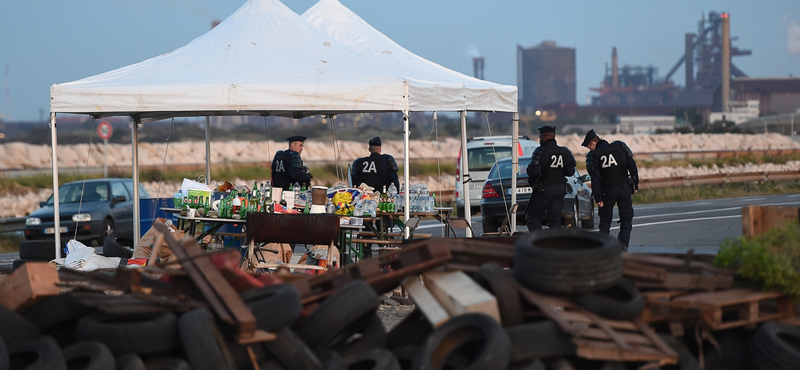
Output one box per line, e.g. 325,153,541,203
467,147,513,172
46,182,109,205
488,157,532,180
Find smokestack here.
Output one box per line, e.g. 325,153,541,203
473,56,485,80
721,13,730,111
611,47,619,88
685,33,695,89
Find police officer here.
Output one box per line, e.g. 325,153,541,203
271,135,313,190
525,125,576,231
351,137,400,191
581,129,639,250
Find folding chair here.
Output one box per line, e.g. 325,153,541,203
481,204,518,237
445,217,477,238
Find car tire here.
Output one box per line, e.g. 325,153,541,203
18,240,59,260
513,229,623,295
23,292,93,332
293,279,380,351
574,282,645,321
342,348,401,370
0,337,8,370
419,313,511,370
473,262,523,327
0,302,41,344
62,341,116,370
178,308,236,370
142,358,190,370
581,201,595,229
76,312,178,356
505,320,575,363
241,284,302,332
264,327,323,370
748,321,800,370
8,335,66,370
116,353,147,370
100,218,115,246
103,232,134,258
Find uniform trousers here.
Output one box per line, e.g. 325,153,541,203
525,184,566,230
598,184,634,247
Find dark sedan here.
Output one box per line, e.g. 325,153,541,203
480,157,594,232
24,178,150,245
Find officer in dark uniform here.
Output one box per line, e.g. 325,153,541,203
582,129,639,250
271,135,313,190
525,125,576,231
351,137,400,191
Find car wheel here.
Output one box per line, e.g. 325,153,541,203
100,218,114,245
581,201,595,229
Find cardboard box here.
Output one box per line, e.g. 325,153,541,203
0,262,61,311
132,217,185,262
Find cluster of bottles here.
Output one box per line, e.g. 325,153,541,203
173,181,314,219
379,184,397,212
406,183,436,213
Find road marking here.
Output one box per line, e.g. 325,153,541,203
635,200,800,220
609,215,740,230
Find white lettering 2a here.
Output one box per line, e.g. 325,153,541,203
362,161,377,173
601,154,618,168
550,155,564,168
275,161,285,172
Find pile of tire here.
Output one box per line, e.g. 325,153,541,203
513,229,645,322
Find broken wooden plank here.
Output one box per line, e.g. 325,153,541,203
402,276,450,327
422,270,501,323
742,205,800,237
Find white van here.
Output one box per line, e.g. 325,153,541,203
455,136,539,216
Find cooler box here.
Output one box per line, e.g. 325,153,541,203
140,198,177,237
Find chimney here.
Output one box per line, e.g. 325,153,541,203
473,57,485,80
611,47,619,88
721,13,731,111
685,33,696,89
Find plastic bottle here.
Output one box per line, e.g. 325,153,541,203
326,198,335,214
174,190,183,209
294,182,301,206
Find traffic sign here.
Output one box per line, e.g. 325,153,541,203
97,121,113,140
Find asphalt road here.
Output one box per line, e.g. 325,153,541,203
4,193,800,268
416,193,800,254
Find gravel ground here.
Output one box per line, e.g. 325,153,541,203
376,303,416,331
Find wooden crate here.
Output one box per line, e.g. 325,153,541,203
0,262,61,311
517,284,678,365
742,205,800,237
647,288,794,330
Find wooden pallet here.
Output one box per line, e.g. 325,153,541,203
646,288,794,330
623,252,734,291
517,284,678,365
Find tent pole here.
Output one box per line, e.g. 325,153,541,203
511,112,519,233
460,111,472,236
50,112,61,258
205,116,211,184
403,111,410,238
132,118,141,245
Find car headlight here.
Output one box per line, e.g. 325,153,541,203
72,213,92,222
26,217,41,226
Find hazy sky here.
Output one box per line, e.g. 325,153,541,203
1,0,798,121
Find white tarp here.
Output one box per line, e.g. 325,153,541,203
302,0,517,113
50,0,410,118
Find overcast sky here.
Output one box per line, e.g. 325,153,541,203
1,0,798,121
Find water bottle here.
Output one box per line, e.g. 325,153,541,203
174,190,183,209
294,182,301,206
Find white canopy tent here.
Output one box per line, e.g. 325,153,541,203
302,0,519,235
48,0,518,255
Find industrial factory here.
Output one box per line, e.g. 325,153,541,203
511,12,800,133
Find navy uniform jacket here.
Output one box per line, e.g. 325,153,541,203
271,149,312,190
585,140,639,204
526,138,576,186
351,153,399,191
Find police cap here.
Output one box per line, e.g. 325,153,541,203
286,135,307,142
581,129,598,147
537,125,556,134
368,136,381,146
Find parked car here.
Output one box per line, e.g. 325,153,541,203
480,157,594,232
455,136,539,216
24,178,151,245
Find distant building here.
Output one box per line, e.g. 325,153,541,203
618,116,676,134
708,100,759,125
731,77,800,115
517,41,576,115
